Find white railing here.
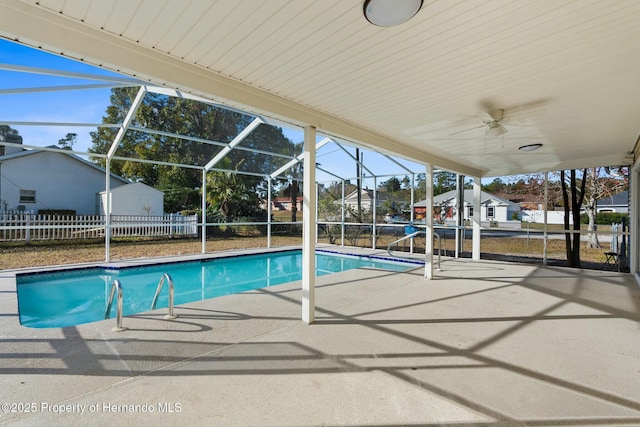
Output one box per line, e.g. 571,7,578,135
0,213,198,242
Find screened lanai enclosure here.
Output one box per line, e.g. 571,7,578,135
0,48,634,278
2,0,640,327
0,54,633,271
0,59,443,260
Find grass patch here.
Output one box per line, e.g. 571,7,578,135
1,231,620,271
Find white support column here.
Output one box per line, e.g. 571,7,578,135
543,171,549,266
372,176,377,249
472,177,481,261
630,166,639,278
455,174,464,258
410,173,416,253
302,125,317,324
341,179,345,246
425,164,434,279
105,158,111,262
201,169,207,254
267,177,272,248
410,173,415,223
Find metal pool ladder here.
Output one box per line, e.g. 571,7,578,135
105,279,127,332
386,230,442,271
151,273,178,320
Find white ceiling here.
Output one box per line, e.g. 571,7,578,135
1,0,639,177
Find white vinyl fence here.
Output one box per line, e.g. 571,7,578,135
521,210,572,225
0,213,198,242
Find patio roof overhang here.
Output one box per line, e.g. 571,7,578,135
2,0,640,323
3,0,638,178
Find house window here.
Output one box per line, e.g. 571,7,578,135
19,189,36,203
487,206,495,218
468,206,474,218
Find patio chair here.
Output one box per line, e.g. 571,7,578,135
602,251,620,271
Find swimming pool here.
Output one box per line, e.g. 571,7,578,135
16,249,417,328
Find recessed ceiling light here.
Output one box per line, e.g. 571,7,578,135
363,0,423,27
518,143,543,152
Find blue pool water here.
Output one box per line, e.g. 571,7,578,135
17,250,416,328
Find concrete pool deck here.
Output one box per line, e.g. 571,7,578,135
1,246,639,426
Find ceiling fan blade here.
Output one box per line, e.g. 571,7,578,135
450,124,486,136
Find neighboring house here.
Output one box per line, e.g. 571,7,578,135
0,147,129,215
0,133,24,157
414,189,520,222
339,189,388,211
497,193,545,211
596,191,628,214
97,182,164,216
0,146,164,215
522,191,629,225
269,196,303,212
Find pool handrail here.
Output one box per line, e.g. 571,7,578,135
151,273,178,320
386,230,441,270
105,279,127,332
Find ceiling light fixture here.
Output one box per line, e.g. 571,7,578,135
518,143,543,152
486,122,507,138
363,0,423,27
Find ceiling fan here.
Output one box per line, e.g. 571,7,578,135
451,109,509,137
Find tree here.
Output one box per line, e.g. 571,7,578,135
282,176,302,222
277,143,303,222
433,171,457,195
0,125,20,140
414,173,426,202
89,87,296,213
401,175,411,190
483,177,506,193
204,158,264,220
318,195,342,244
380,177,401,192
58,133,77,150
378,176,411,216
561,169,587,267
583,167,629,248
0,125,22,155
206,169,247,219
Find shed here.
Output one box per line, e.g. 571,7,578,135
98,182,164,216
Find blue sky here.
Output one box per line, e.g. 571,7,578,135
0,39,428,185
0,40,118,153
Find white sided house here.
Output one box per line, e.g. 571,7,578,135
596,191,629,214
0,148,128,215
97,182,164,216
416,189,520,223
339,189,388,212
